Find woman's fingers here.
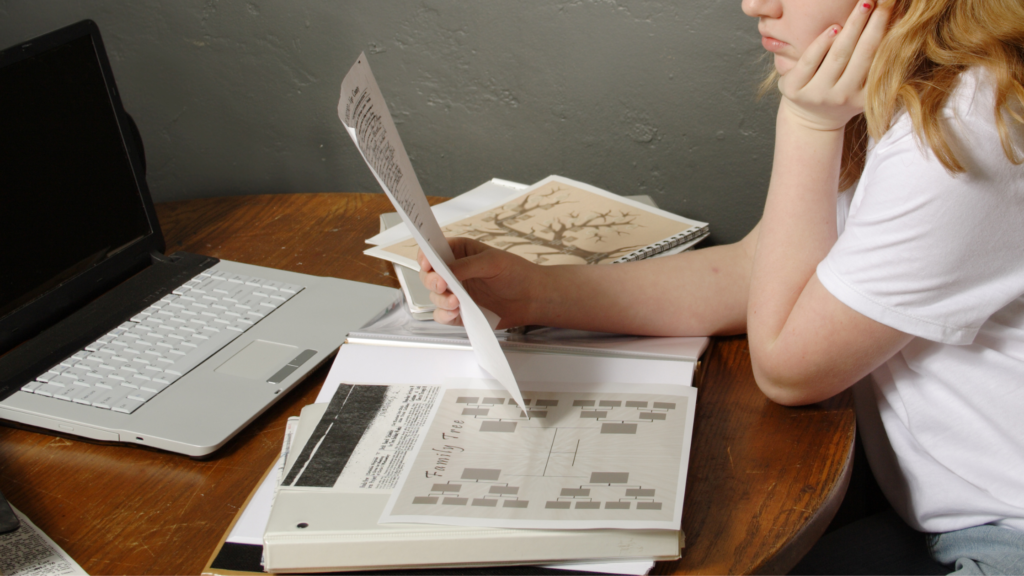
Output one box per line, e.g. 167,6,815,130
835,1,892,96
429,288,460,311
417,266,448,295
781,24,841,95
783,0,888,98
778,0,893,130
816,2,876,86
433,307,463,326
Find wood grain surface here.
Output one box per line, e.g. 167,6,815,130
0,193,854,575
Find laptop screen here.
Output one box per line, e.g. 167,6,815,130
0,32,153,323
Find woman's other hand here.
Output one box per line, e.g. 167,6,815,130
417,238,543,329
778,0,892,131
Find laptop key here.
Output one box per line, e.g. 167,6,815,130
53,388,76,401
56,386,90,402
143,377,173,392
36,369,64,383
72,387,102,405
92,389,130,410
128,389,157,402
112,397,145,414
34,384,64,397
49,375,75,388
65,366,90,380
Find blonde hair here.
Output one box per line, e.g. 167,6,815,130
762,0,1024,191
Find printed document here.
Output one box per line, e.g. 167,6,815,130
0,505,87,576
338,53,526,410
381,381,696,530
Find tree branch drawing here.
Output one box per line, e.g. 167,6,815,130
444,186,647,265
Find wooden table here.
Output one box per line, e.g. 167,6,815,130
0,193,855,575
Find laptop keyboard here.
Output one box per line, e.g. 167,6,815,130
19,269,303,414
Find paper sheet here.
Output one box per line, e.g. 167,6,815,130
227,416,300,546
324,344,695,401
338,53,526,411
380,382,696,531
0,505,87,576
228,384,655,575
365,179,529,247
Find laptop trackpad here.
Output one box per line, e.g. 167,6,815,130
216,340,298,380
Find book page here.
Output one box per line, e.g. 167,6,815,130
338,54,526,410
261,384,659,575
375,176,705,268
382,381,697,531
281,384,441,492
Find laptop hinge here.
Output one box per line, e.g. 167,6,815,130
0,252,219,403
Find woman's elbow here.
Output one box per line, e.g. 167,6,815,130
751,359,836,407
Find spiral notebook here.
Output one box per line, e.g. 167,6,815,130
365,175,709,271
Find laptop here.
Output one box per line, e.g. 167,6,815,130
0,20,398,457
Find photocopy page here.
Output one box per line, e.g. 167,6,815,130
0,505,87,576
337,53,526,410
382,381,697,531
263,384,668,575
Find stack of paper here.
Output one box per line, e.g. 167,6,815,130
259,335,701,573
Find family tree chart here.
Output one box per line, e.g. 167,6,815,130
384,387,696,530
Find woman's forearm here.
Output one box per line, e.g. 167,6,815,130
746,106,844,395
529,230,758,337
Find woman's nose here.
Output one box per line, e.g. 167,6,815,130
741,0,782,19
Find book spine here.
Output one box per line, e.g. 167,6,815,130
611,225,710,264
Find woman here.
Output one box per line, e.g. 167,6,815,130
419,0,1024,572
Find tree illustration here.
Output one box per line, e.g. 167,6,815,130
445,186,647,265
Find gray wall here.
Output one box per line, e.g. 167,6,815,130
0,0,776,244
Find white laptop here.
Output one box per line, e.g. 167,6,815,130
0,20,397,457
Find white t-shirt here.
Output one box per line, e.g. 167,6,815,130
816,68,1024,534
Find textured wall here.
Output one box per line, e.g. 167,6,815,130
1,0,776,243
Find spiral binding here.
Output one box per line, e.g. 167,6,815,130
611,225,710,264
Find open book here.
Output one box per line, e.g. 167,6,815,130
261,344,702,573
375,180,707,320
366,175,709,271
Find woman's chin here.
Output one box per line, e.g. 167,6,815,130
774,55,795,76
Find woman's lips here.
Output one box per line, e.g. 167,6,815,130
761,36,788,52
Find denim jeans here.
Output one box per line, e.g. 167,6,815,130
928,523,1024,575
790,509,1024,575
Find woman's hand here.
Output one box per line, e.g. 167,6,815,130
417,238,544,329
778,0,892,132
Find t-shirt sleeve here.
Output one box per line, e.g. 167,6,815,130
817,75,1024,345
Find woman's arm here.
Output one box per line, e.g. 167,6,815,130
747,0,912,406
419,223,759,337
